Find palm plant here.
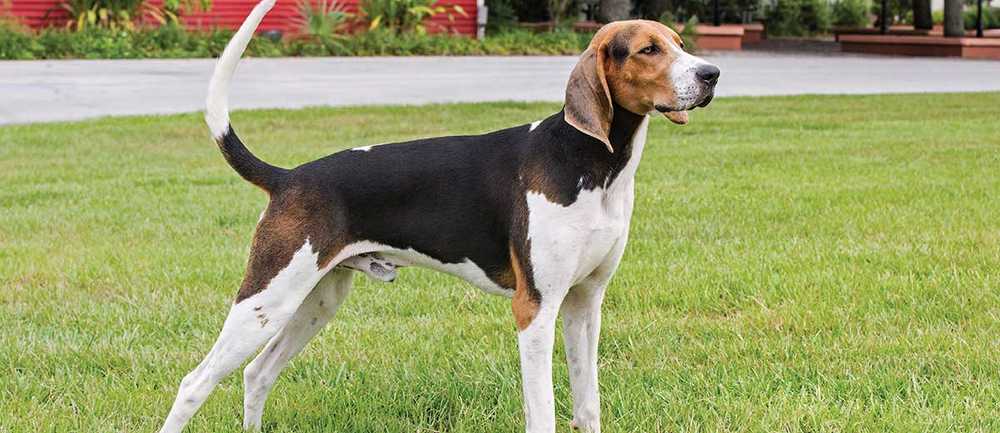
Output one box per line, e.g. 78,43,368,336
57,0,144,30
360,0,466,34
293,0,351,36
55,0,210,30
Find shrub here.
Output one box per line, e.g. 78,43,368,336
359,0,465,34
57,0,152,30
293,0,351,37
661,0,764,24
964,7,1000,29
0,20,40,60
485,0,517,33
766,0,833,36
660,12,699,53
832,0,870,27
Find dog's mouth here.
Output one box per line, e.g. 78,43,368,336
655,92,715,125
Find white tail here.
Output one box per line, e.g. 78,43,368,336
205,0,277,138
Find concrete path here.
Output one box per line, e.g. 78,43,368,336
2,52,999,125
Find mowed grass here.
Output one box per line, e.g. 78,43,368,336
2,93,1000,433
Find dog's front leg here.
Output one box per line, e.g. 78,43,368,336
517,298,563,433
514,269,571,433
562,279,608,433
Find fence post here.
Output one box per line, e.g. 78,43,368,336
477,0,487,40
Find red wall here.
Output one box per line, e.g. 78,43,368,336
5,0,478,35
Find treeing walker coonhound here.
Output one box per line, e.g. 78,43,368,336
157,1,719,431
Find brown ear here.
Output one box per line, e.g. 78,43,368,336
564,46,614,153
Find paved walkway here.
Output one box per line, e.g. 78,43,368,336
2,52,999,125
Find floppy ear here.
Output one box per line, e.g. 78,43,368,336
563,45,615,153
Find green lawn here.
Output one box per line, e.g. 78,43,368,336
2,93,1000,433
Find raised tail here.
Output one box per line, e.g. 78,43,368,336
205,0,287,192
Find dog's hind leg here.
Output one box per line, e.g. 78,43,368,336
158,240,331,433
242,269,354,431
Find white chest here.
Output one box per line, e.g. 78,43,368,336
525,180,635,286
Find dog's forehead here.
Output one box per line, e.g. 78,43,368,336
593,20,682,51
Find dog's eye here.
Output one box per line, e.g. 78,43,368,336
638,45,659,55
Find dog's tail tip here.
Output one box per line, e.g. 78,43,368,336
205,0,284,192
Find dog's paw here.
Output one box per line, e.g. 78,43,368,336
570,418,600,433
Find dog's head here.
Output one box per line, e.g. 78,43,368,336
564,20,720,151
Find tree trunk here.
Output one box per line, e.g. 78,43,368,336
913,0,933,30
943,0,964,36
597,0,631,22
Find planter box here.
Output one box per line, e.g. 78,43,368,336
835,26,1000,41
573,21,602,33
518,21,556,33
675,24,744,50
833,26,932,41
742,23,765,44
839,34,1000,59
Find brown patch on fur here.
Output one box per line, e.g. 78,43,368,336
493,268,517,291
235,185,350,303
520,159,571,206
564,32,615,152
510,244,539,331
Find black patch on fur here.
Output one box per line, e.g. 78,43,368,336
217,125,288,193
608,26,637,64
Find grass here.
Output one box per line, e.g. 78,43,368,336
2,93,1000,433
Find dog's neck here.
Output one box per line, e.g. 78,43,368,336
544,105,650,196
597,104,649,190
607,104,647,154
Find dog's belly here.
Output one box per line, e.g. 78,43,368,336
374,247,512,297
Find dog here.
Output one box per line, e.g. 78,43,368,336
157,1,719,432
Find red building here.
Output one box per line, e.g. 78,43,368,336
6,0,479,36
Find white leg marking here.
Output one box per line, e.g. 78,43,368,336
529,120,542,132
158,240,328,433
518,290,567,433
562,282,605,433
242,269,354,431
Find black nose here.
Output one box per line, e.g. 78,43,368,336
696,64,720,84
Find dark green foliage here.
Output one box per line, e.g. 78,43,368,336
766,0,833,36
875,0,917,26
511,0,549,22
0,20,40,60
660,12,699,53
964,7,999,29
486,0,518,32
651,0,763,24
832,0,870,27
0,25,591,59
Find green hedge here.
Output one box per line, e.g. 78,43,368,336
0,23,592,60
964,7,1000,30
766,0,833,36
